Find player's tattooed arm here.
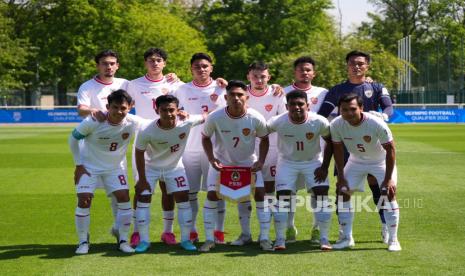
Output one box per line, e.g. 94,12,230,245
271,84,284,97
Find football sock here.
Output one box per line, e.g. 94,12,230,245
132,209,138,233
273,200,289,240
75,207,90,243
216,199,226,232
311,194,318,228
238,201,251,236
314,197,331,240
338,200,354,239
188,192,198,232
203,200,218,241
177,201,193,242
163,210,175,233
116,202,132,242
384,201,400,241
369,184,386,224
287,193,296,229
256,201,271,241
110,195,118,229
136,201,151,243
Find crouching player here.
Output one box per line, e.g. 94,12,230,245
133,95,205,252
200,80,272,252
331,93,401,251
267,90,333,250
69,89,140,254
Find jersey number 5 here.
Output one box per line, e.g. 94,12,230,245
357,144,366,152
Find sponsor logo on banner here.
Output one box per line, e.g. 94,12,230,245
306,132,314,140
210,93,218,102
231,171,241,181
179,132,186,139
265,104,273,112
363,135,372,143
364,89,373,98
311,97,318,104
242,128,251,136
122,133,130,140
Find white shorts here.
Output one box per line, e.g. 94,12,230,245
275,159,329,192
262,148,278,182
76,169,129,195
206,165,264,192
145,166,190,195
344,160,398,192
182,151,209,193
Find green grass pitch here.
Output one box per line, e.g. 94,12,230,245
1,124,465,274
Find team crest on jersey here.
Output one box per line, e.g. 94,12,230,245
161,88,169,95
242,128,251,136
265,104,273,112
363,135,372,143
311,97,318,105
210,93,218,102
231,171,241,181
179,132,186,140
364,89,373,98
306,132,314,140
122,133,130,140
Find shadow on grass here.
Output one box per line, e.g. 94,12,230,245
0,240,387,260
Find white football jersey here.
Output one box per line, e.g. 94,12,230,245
284,83,328,113
330,112,393,164
202,107,268,165
135,115,204,170
72,114,141,173
173,79,226,152
247,85,287,149
127,75,184,119
77,77,129,110
268,112,330,162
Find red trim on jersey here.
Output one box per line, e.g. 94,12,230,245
225,107,247,119
292,83,311,92
247,85,269,97
381,140,393,146
350,113,367,127
156,119,177,130
192,78,213,88
145,74,164,83
289,113,308,125
94,76,113,85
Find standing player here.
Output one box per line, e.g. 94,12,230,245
318,50,394,243
126,48,183,247
199,80,272,252
283,56,328,243
330,93,401,251
173,53,227,244
245,61,286,242
267,90,333,251
133,95,205,252
76,50,129,240
69,90,139,254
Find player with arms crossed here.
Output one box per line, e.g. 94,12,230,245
200,80,272,252
127,47,184,247
330,93,401,252
133,95,205,252
243,61,287,243
69,89,139,254
283,56,329,243
267,90,333,251
318,50,394,243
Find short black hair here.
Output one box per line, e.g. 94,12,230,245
144,48,168,61
338,93,364,108
286,90,308,103
248,61,269,72
107,89,132,105
95,49,119,64
293,56,316,69
155,94,179,109
226,80,247,93
190,52,212,65
345,50,371,64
